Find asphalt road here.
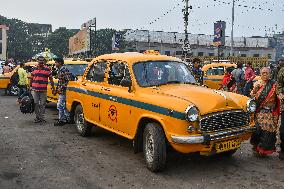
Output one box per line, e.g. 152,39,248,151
0,93,284,189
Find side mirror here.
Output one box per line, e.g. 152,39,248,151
120,79,132,92
120,79,132,88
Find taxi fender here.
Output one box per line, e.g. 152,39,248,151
68,99,84,113
135,113,170,141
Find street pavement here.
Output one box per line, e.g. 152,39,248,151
0,93,284,189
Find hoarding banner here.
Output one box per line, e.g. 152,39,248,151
213,21,226,47
81,18,96,29
112,33,121,51
69,28,90,55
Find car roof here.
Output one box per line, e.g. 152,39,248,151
24,61,38,66
92,52,182,65
48,60,88,65
202,63,236,71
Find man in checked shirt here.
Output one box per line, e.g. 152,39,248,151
53,58,71,126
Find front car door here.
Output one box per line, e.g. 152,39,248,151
81,61,108,124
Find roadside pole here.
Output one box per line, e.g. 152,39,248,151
230,0,235,56
182,0,191,61
89,26,92,58
87,18,97,58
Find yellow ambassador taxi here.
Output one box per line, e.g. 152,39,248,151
66,52,256,172
0,62,38,95
202,62,261,90
202,62,236,89
46,60,88,103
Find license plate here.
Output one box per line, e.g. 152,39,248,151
215,139,240,153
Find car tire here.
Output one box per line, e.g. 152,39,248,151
7,84,19,96
219,149,237,157
74,104,92,137
143,123,167,172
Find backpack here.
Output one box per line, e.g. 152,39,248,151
20,92,34,114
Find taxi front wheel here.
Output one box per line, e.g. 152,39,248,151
143,123,166,172
74,105,92,137
219,149,237,157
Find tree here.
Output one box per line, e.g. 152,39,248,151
0,15,48,61
45,27,78,57
91,29,126,56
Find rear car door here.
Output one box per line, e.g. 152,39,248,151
99,61,133,136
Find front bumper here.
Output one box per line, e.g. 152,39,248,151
171,126,256,144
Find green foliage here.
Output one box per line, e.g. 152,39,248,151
0,15,127,61
92,29,127,56
0,16,34,61
45,27,78,57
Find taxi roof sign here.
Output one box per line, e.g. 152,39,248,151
143,50,160,55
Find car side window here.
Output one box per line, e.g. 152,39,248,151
206,67,224,76
86,61,107,82
85,64,94,81
108,62,131,86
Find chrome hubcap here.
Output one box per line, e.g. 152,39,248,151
76,111,84,131
11,86,19,95
146,134,154,163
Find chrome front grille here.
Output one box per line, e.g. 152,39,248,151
200,110,250,133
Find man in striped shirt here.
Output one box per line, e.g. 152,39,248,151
30,56,55,123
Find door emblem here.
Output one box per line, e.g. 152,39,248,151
108,105,118,122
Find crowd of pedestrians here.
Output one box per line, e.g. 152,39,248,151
18,56,71,127
1,58,21,74
220,59,284,159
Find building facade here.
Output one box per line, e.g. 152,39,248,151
123,30,277,62
0,25,9,60
270,32,284,61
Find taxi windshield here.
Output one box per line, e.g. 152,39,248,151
64,64,87,76
133,61,196,87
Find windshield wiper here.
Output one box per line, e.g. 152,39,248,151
183,82,199,86
166,80,182,84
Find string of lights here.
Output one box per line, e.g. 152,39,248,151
186,0,283,35
126,1,182,36
125,0,283,38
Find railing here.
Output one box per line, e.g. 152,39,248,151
183,56,269,67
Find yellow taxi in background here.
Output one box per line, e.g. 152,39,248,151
66,52,256,172
202,62,236,89
0,62,38,95
46,60,88,103
202,62,261,90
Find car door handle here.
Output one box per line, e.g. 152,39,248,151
82,83,87,86
101,87,110,91
109,96,117,102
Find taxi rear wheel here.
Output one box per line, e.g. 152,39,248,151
7,84,19,96
143,123,166,172
74,105,92,137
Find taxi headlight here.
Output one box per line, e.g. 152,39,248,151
185,105,199,122
246,99,256,113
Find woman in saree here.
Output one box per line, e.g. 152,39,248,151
250,67,280,156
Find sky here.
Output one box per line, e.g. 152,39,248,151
0,0,283,37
